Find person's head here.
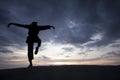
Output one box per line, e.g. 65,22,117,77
31,22,37,26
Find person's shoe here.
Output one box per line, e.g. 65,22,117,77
35,47,39,55
28,64,32,68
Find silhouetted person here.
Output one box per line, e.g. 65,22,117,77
8,22,55,67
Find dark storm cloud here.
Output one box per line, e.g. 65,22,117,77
66,0,120,47
0,8,10,24
106,51,120,57
0,0,120,55
51,0,120,47
0,5,12,47
94,50,120,60
0,47,13,54
88,0,120,46
111,43,120,48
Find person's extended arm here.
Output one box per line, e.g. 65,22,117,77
38,25,55,30
7,23,29,28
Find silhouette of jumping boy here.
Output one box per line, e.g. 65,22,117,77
8,22,55,67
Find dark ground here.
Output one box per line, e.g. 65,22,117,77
0,65,120,80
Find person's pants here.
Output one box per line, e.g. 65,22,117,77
28,43,34,61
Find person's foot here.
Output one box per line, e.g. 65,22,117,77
35,47,39,55
28,64,33,68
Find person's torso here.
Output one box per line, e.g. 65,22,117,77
28,26,39,37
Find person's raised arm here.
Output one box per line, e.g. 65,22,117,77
7,23,29,28
38,25,55,30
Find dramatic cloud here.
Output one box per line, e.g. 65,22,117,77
39,55,51,61
0,0,120,69
1,0,120,46
0,47,13,54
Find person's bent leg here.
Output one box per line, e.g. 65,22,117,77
35,41,41,55
28,43,34,67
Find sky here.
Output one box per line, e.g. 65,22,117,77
0,0,120,69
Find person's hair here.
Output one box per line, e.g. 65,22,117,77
31,22,37,25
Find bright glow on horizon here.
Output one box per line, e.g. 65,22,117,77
0,41,120,69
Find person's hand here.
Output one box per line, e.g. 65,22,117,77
50,26,55,30
7,23,13,28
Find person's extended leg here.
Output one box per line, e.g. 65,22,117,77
35,41,41,55
28,43,34,67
